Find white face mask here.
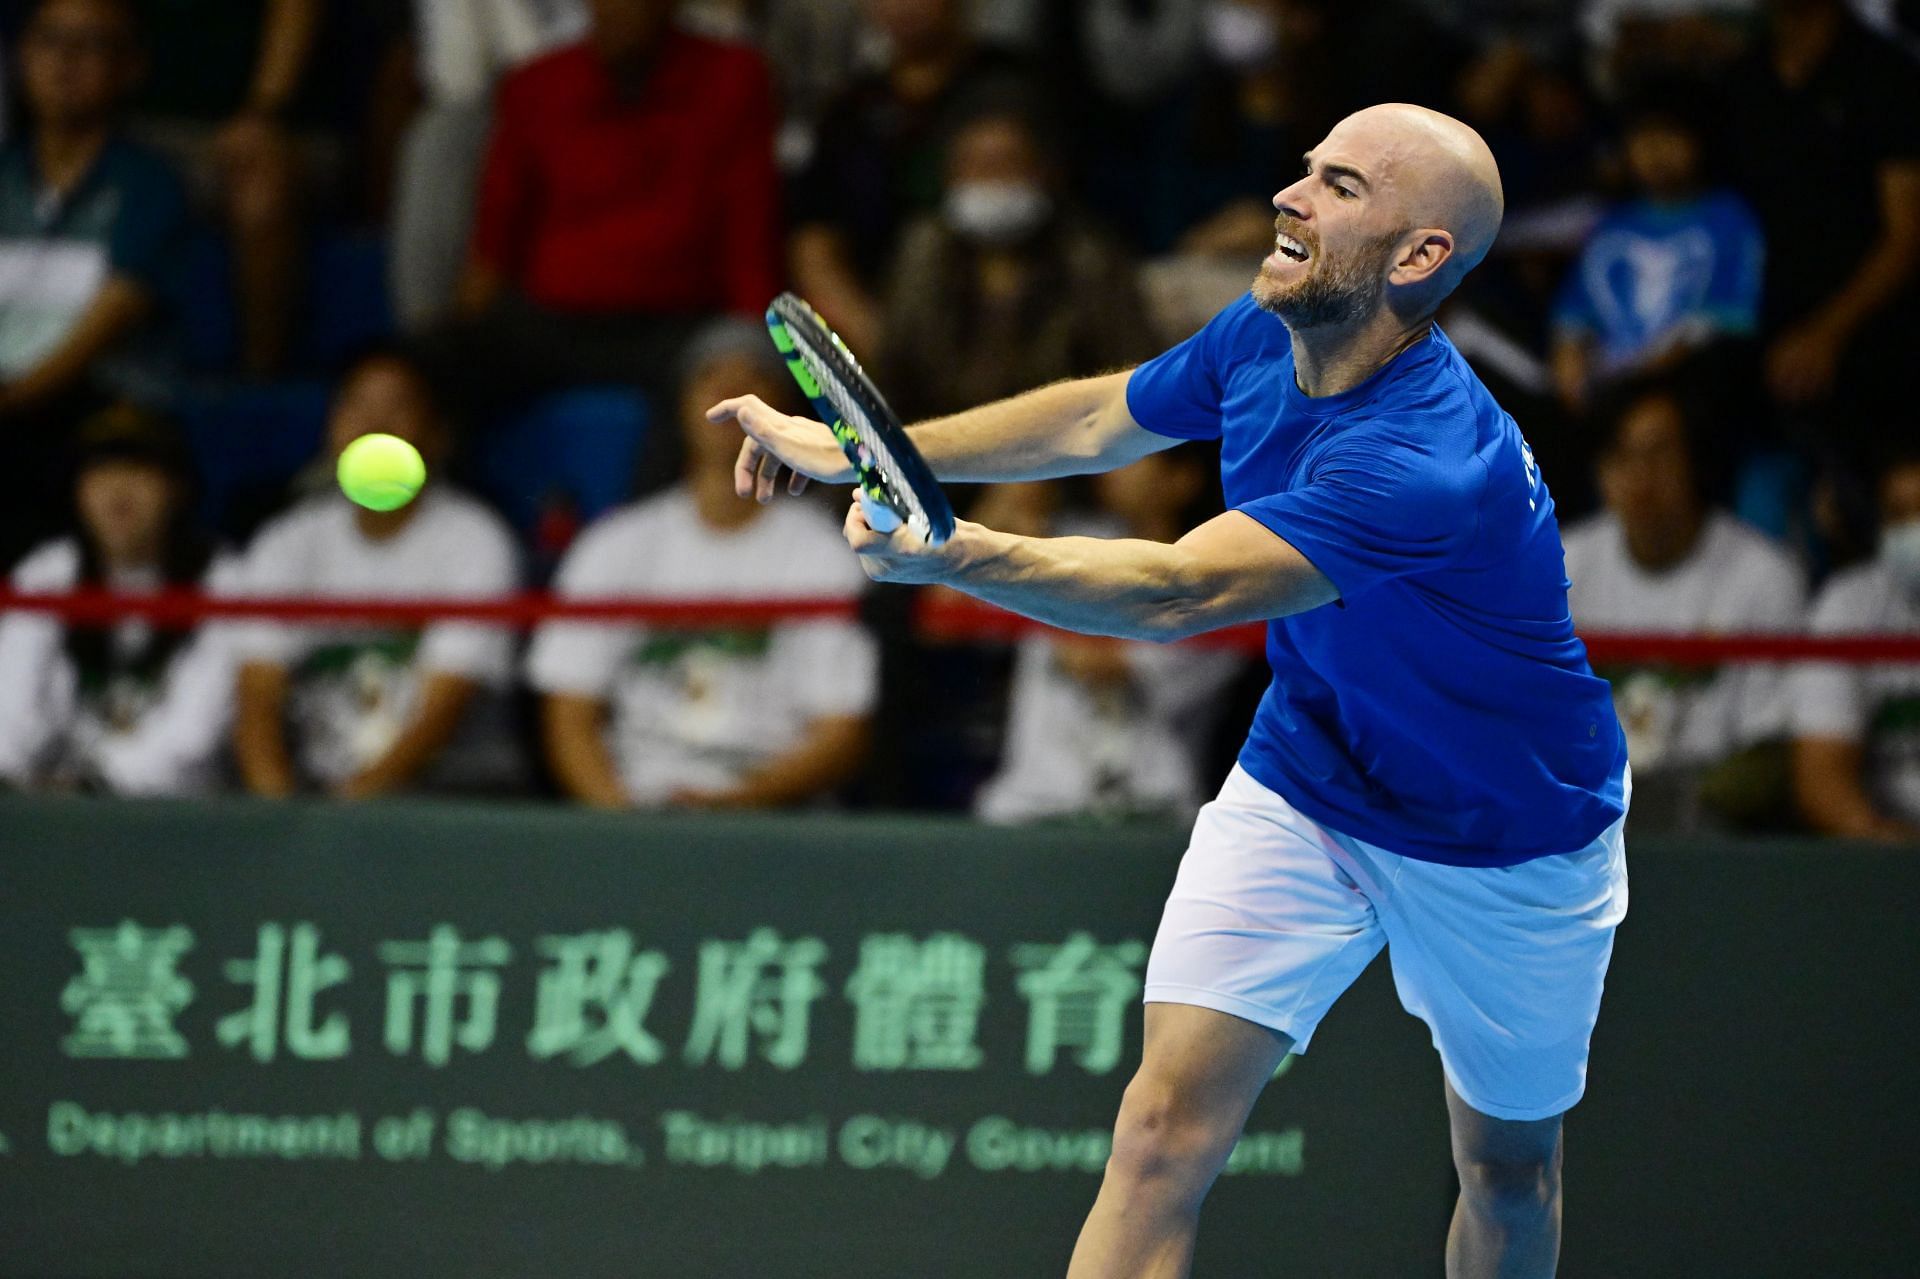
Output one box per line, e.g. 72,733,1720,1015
1202,2,1279,70
943,181,1053,246
1882,518,1920,597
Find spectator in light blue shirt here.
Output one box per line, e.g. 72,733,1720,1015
1549,86,1763,415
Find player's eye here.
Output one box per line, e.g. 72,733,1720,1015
1334,185,1356,199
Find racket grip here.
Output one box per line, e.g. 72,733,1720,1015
858,491,902,534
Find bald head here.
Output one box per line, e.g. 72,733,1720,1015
1256,102,1504,329
1346,104,1504,253
1334,104,1504,280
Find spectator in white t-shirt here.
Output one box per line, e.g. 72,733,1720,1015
974,445,1245,823
527,318,877,809
1791,453,1920,841
1562,382,1805,830
229,348,522,799
0,403,236,793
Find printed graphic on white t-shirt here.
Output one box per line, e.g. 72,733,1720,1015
231,488,519,786
1564,510,1805,772
525,490,876,805
1792,561,1920,824
0,537,240,794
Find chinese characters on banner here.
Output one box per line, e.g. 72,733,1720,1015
59,922,1149,1076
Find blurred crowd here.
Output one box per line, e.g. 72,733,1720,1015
0,0,1916,841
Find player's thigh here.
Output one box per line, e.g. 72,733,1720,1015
1146,766,1385,1051
1376,819,1628,1121
1140,1001,1293,1108
1114,1003,1292,1164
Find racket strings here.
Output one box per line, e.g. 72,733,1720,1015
792,341,932,534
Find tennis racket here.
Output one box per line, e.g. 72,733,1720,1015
765,292,956,546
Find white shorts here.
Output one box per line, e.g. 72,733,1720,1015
1145,765,1630,1122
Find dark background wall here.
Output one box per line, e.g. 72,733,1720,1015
2,797,1914,1277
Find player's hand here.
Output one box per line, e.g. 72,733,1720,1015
706,394,856,503
844,499,964,584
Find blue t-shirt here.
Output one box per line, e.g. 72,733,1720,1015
1127,295,1628,865
1551,191,1763,377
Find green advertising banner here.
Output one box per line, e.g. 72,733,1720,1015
1,796,1915,1277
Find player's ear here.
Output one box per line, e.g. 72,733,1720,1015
1390,230,1454,287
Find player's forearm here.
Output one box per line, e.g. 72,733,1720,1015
942,525,1298,643
909,372,1155,482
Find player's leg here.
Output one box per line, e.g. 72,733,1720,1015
1343,790,1629,1279
1069,765,1389,1278
1066,1003,1290,1279
1443,1079,1565,1279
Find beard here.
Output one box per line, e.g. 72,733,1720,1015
1251,228,1404,329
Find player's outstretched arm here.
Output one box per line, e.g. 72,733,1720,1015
707,370,1170,504
899,370,1172,483
844,505,1338,642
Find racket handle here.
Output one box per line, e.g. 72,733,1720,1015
858,491,903,534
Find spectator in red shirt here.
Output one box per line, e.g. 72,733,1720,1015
417,0,781,458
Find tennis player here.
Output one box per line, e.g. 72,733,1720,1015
711,103,1629,1279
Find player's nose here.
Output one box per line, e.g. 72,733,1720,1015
1271,181,1309,223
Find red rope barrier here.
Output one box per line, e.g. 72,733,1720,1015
5,586,1919,665
0,588,857,628
910,591,1920,663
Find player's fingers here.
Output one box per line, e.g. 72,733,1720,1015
734,437,762,499
844,499,878,550
787,469,810,496
706,394,762,424
755,450,786,504
735,396,789,446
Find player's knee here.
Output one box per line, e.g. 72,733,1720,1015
1455,1148,1561,1222
1107,1074,1236,1191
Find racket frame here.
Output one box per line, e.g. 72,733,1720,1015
766,293,957,546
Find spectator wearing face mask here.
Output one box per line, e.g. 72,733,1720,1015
1562,381,1806,832
0,403,238,795
1550,86,1763,416
787,0,1037,358
875,103,1155,423
1791,450,1920,841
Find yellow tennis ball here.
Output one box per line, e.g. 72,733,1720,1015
336,433,426,512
